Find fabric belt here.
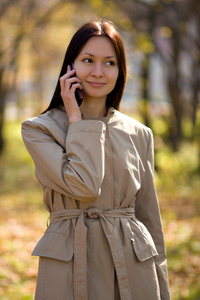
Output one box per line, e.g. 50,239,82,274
50,207,135,300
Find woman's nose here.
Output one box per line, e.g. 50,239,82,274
91,63,103,77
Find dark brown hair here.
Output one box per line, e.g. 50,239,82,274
43,20,127,113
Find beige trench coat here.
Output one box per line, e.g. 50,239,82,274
21,107,171,300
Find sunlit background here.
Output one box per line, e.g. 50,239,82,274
0,0,200,299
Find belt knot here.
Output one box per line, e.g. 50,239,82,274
86,208,101,219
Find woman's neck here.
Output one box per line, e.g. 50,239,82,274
80,98,107,118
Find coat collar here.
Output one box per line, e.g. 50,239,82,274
59,105,116,121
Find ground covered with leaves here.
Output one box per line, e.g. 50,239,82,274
0,120,200,300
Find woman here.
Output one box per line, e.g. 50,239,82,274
22,20,171,300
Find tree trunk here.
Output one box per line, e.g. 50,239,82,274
141,54,151,128
0,70,6,154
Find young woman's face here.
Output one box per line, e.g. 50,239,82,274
74,36,119,103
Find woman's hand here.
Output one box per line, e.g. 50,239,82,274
60,65,83,124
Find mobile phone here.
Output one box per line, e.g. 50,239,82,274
70,62,83,106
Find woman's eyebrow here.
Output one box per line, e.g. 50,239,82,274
80,52,94,57
80,52,117,59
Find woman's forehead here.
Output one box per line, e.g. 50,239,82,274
79,36,117,58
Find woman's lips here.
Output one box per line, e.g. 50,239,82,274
87,81,106,87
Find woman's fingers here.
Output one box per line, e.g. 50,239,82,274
66,77,82,87
60,79,83,99
60,82,83,100
59,65,82,123
59,69,75,90
70,82,83,93
60,67,82,95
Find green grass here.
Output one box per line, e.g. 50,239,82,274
0,120,48,299
0,119,200,299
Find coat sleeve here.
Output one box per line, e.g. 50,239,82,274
21,117,106,202
135,130,171,300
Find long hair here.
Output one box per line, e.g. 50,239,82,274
43,20,127,113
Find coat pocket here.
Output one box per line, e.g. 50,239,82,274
131,225,158,262
32,232,74,262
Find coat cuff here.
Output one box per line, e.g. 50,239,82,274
67,120,106,137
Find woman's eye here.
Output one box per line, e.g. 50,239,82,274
105,61,115,66
83,58,93,63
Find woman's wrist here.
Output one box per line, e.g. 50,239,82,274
68,113,82,124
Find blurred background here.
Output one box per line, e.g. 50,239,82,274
0,0,199,299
